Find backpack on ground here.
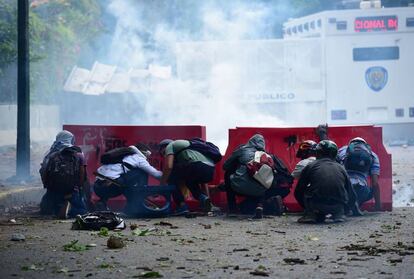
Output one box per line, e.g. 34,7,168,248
246,151,275,189
44,146,82,194
344,142,373,173
100,146,136,165
72,211,126,230
185,138,222,163
270,154,294,189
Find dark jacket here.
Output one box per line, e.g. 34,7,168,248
294,157,356,207
223,134,267,197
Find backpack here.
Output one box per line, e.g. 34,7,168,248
182,138,222,163
270,154,294,189
72,211,126,230
246,151,275,189
100,146,136,165
44,146,82,194
344,142,373,174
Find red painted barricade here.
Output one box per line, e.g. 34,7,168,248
209,125,392,211
63,125,206,210
64,124,391,212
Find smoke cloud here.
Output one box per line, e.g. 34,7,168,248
98,0,294,149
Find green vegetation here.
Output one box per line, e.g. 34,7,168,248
0,0,104,103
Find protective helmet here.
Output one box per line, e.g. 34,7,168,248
316,140,338,159
296,140,317,159
349,137,367,144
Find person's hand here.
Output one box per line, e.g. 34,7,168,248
315,124,329,140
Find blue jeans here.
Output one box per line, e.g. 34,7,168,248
40,190,87,217
94,168,149,201
353,184,373,205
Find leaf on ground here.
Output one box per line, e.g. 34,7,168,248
21,264,44,271
63,240,89,252
132,228,150,236
98,227,109,237
57,268,69,273
305,235,319,241
98,263,114,268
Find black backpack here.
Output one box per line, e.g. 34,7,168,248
270,154,294,188
44,146,82,194
344,142,373,174
100,146,136,165
72,211,126,230
185,138,222,163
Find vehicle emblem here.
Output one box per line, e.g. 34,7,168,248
365,66,388,92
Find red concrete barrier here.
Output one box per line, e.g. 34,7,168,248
210,125,392,212
64,124,391,212
63,124,206,210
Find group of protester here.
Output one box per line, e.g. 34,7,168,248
39,127,381,223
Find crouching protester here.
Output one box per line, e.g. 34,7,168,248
93,143,162,214
294,140,358,223
291,140,317,179
337,137,381,211
158,138,221,215
39,130,88,219
223,134,292,219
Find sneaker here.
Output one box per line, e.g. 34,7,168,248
297,213,317,224
253,206,263,219
268,195,284,216
58,200,71,219
200,195,212,212
332,213,346,223
173,204,189,216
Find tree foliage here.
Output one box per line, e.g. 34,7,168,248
0,0,104,103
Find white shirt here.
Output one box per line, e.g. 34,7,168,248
291,157,316,179
97,150,162,180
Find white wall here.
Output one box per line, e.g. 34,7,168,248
0,105,60,146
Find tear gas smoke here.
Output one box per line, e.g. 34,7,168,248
102,0,290,150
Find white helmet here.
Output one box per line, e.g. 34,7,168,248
349,137,367,144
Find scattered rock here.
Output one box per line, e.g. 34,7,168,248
233,248,249,252
107,236,125,249
11,233,25,241
199,223,211,229
250,265,269,276
283,258,305,265
388,258,403,264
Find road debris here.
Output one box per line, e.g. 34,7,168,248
107,235,125,249
134,271,163,278
283,258,306,265
10,233,25,241
63,240,89,252
250,265,269,276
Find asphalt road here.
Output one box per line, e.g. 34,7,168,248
0,208,413,279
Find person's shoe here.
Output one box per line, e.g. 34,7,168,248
332,213,346,223
58,200,71,219
200,194,212,212
173,204,189,216
297,213,318,224
268,195,284,216
253,206,263,219
351,202,364,216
